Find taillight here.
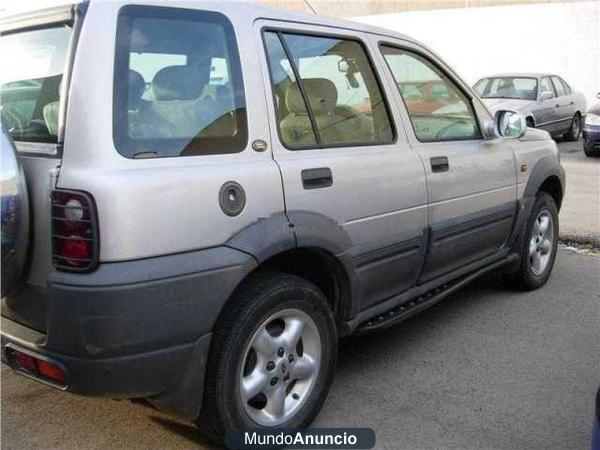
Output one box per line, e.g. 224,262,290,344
6,347,68,387
51,189,99,272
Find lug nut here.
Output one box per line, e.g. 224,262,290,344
266,361,275,371
270,377,278,386
288,354,294,363
277,347,284,357
283,373,290,381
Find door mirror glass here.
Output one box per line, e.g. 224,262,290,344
539,91,553,101
495,110,526,139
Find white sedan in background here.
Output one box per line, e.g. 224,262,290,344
474,73,587,140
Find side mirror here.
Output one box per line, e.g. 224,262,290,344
539,91,553,101
495,110,526,139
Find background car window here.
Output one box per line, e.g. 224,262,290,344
263,31,394,149
539,77,555,98
474,77,537,100
113,6,247,158
0,26,72,143
551,76,566,97
381,46,481,142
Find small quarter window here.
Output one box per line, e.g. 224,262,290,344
380,45,481,142
113,6,247,158
263,31,394,149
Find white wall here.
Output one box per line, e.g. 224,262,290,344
353,1,600,109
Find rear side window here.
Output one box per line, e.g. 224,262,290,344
0,26,72,143
263,30,394,149
113,6,247,158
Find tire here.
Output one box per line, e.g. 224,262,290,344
503,192,559,290
526,117,535,128
564,114,581,141
584,142,600,157
196,272,337,443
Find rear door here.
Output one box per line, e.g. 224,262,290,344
375,37,517,283
256,20,429,310
551,75,575,132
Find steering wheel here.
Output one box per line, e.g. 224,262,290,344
0,105,28,136
435,120,470,140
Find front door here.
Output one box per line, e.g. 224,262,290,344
375,38,517,283
256,21,429,309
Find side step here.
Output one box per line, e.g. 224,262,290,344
355,255,517,334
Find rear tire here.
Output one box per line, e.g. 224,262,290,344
196,272,337,444
564,114,581,141
503,192,559,290
584,141,600,157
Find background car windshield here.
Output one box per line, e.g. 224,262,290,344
0,26,72,143
474,77,538,100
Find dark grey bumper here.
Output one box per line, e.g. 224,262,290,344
1,246,256,419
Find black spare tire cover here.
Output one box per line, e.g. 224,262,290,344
1,127,29,297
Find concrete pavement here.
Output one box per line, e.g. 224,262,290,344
2,248,598,449
557,139,600,247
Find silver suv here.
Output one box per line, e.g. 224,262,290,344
0,1,564,443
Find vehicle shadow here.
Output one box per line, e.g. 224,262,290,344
150,415,223,449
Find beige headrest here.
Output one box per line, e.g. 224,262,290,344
285,78,338,114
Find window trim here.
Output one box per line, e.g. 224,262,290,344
260,26,397,151
112,5,248,159
378,42,483,144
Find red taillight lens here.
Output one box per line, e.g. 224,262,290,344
6,348,68,386
52,189,99,272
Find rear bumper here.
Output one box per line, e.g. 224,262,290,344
1,316,206,398
1,245,256,419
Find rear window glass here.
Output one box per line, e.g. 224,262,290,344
0,26,72,143
113,6,247,158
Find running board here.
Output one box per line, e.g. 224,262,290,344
355,254,518,334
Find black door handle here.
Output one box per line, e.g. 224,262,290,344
302,167,333,189
431,156,449,173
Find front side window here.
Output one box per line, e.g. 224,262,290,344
381,46,481,142
113,6,247,158
263,31,394,149
474,77,538,101
539,77,555,98
0,26,72,143
551,76,566,97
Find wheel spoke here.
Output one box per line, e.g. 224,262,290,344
291,356,317,380
529,237,538,256
539,215,550,234
531,251,541,272
241,370,269,401
282,317,305,351
266,384,286,418
253,328,276,359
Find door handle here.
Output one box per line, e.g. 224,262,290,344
302,167,333,189
556,104,560,108
570,101,574,105
431,156,449,173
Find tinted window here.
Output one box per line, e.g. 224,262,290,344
113,6,247,158
263,31,394,149
539,77,555,98
0,26,72,143
551,76,566,97
381,46,481,142
474,77,537,101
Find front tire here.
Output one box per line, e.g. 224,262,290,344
196,272,337,443
503,193,559,290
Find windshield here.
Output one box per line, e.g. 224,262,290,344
474,77,538,101
0,25,72,143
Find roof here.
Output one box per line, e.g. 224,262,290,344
477,72,558,80
1,0,419,45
